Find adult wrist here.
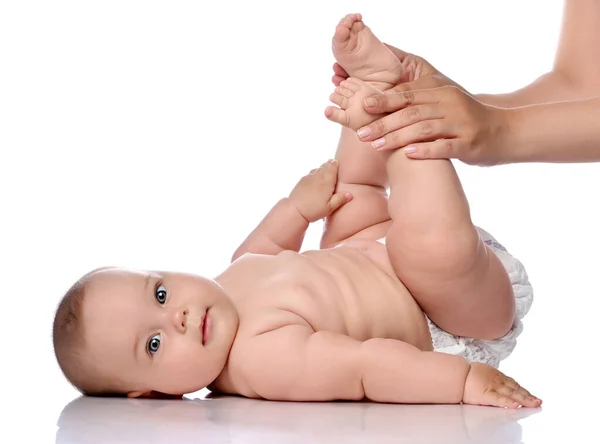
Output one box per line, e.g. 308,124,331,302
493,106,529,164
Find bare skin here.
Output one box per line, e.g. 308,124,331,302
74,15,542,409
325,23,516,341
331,13,404,91
332,1,600,164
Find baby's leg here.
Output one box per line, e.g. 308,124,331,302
332,14,404,91
320,83,392,248
320,126,391,249
386,145,515,340
321,14,406,248
328,78,515,341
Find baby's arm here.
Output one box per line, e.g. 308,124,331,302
231,198,310,261
232,160,351,261
235,326,539,408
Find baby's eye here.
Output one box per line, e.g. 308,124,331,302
155,284,167,304
147,333,161,355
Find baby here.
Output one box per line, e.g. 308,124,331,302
53,14,541,408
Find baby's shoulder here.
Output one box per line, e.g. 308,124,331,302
216,315,308,398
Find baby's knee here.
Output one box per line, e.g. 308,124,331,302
321,183,390,248
387,224,482,273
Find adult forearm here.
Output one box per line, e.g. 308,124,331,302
503,97,600,163
475,71,585,108
360,338,470,404
476,0,600,108
231,198,309,261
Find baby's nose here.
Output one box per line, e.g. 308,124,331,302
173,309,188,333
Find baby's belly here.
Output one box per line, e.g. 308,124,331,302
299,240,433,351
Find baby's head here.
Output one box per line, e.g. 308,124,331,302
53,267,239,397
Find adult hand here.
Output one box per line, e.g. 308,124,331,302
331,43,512,166
355,86,513,167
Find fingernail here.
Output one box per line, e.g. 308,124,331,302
357,127,371,139
404,145,417,154
364,97,377,107
371,138,385,149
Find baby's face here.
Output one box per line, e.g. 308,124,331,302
82,268,238,396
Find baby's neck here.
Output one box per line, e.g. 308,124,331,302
207,359,236,395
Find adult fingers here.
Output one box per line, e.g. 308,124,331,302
357,103,445,142
332,63,349,86
362,89,441,116
332,75,346,86
333,62,348,78
402,139,461,160
368,119,454,151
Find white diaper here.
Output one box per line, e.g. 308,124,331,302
425,227,533,368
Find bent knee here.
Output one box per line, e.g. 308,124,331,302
386,225,482,277
321,184,390,248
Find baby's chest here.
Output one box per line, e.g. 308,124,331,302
235,281,346,337
233,249,404,335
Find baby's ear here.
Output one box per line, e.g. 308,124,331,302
127,390,182,399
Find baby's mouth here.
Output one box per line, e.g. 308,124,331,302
201,309,209,345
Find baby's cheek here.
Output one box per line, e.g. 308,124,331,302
169,340,207,371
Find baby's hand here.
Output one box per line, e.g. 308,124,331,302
462,363,542,409
289,159,353,223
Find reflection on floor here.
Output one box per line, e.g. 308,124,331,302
56,393,540,444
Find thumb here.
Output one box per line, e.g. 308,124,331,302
327,192,353,213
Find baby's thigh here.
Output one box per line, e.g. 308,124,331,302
384,224,516,340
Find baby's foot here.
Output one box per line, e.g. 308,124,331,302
332,14,404,91
325,77,386,131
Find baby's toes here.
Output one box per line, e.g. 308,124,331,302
333,15,355,44
334,84,355,98
324,106,349,127
329,91,350,109
333,24,351,45
333,14,363,50
338,13,361,29
340,78,364,93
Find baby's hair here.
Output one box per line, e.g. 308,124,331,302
53,266,124,396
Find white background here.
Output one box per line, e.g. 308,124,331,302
2,0,598,442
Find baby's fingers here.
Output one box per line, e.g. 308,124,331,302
490,392,521,409
497,381,542,408
327,191,353,214
310,159,337,175
322,158,339,176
